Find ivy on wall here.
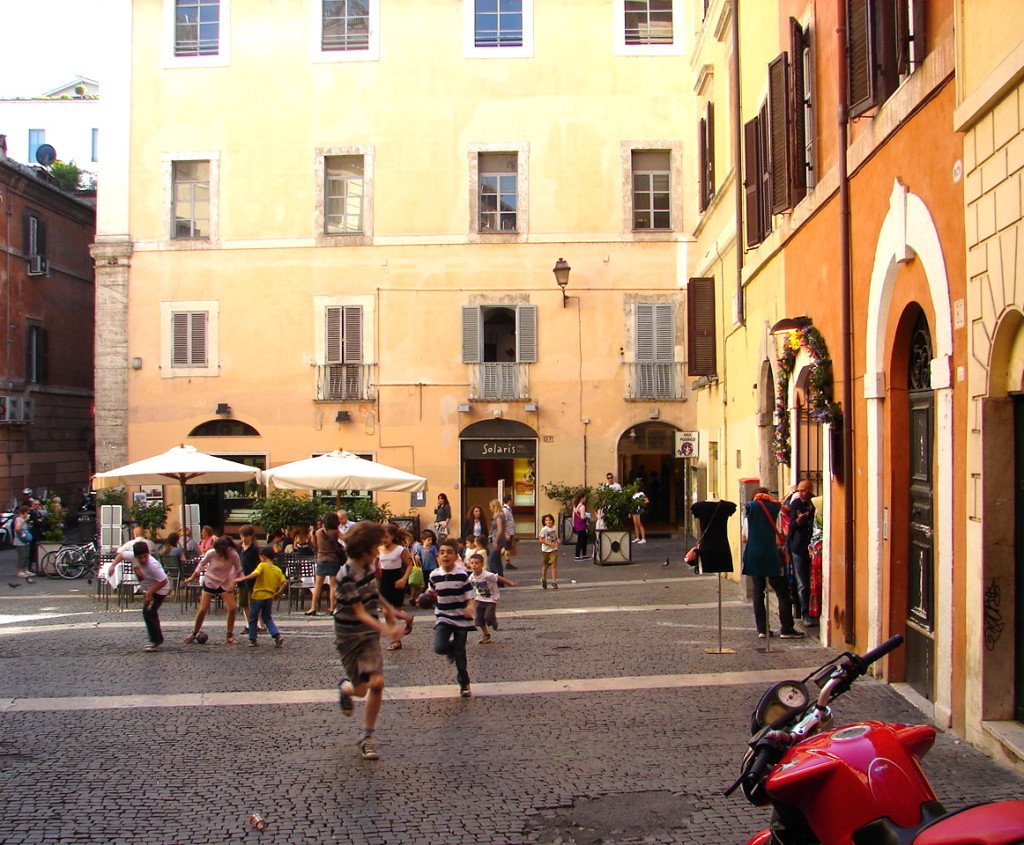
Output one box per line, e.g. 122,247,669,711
773,326,842,464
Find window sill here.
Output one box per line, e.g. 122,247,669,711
690,375,719,390
315,233,372,247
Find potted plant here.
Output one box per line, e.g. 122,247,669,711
589,481,641,565
35,498,67,565
540,482,591,543
250,490,333,536
128,500,170,539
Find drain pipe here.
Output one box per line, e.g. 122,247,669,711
731,0,744,324
837,4,856,645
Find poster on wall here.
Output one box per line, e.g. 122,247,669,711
512,458,535,506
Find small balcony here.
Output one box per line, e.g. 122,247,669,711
625,361,687,401
315,363,374,402
469,362,531,401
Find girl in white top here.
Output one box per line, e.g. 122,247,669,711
13,505,31,578
377,524,413,649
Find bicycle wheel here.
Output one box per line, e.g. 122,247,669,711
56,548,87,579
39,550,62,578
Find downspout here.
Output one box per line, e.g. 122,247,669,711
837,3,856,644
731,0,744,324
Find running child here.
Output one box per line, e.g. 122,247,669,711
132,541,170,652
334,522,413,761
232,545,287,647
537,513,560,589
429,538,475,697
468,553,516,644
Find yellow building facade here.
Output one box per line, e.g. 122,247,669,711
96,0,706,534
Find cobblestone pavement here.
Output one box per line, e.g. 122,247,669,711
1,541,1022,844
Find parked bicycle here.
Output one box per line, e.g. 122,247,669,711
40,541,100,580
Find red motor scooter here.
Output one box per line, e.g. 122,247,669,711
726,635,1024,844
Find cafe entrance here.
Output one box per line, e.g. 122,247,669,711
460,420,537,538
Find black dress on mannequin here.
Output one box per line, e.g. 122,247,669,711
690,500,737,573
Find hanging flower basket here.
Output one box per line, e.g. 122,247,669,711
773,326,843,464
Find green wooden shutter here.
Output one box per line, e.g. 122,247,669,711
516,305,537,363
462,306,482,363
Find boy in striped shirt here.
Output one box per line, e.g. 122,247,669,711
429,538,476,697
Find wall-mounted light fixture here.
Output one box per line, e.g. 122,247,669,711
629,428,637,440
769,315,813,335
131,357,143,370
457,403,471,413
335,410,351,423
492,408,503,418
649,408,660,420
553,258,571,307
524,402,538,412
215,403,231,416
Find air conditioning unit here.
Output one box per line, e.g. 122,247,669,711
27,255,47,276
6,397,23,423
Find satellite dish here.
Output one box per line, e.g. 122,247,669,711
35,144,57,166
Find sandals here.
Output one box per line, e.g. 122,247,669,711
385,641,402,651
303,609,318,617
479,636,492,644
226,636,239,645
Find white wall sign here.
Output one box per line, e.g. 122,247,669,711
675,431,699,459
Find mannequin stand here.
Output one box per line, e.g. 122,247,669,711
703,572,736,655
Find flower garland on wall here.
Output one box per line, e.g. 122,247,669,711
772,326,843,464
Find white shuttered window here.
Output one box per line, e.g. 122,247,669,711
171,311,208,367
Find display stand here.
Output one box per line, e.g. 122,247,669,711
703,572,736,655
756,587,773,654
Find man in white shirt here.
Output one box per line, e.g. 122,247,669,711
603,473,622,492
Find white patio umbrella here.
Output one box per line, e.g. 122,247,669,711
263,450,427,493
93,445,263,539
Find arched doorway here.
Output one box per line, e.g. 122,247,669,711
460,419,537,538
616,422,684,528
186,420,265,531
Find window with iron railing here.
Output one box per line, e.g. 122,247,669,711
468,362,530,401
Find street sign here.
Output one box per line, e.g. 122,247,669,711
675,431,699,459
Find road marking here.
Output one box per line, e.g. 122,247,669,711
0,667,821,713
0,600,746,637
0,611,94,626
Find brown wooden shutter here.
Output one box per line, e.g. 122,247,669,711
790,19,809,204
698,116,708,213
875,0,898,101
768,53,791,214
847,0,876,118
897,0,926,75
707,102,715,204
743,118,762,248
687,278,716,377
758,103,771,238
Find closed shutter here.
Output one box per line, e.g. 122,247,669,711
516,305,537,363
37,218,46,258
768,53,791,214
743,118,762,248
758,104,771,239
790,19,809,203
189,312,208,366
909,0,926,71
462,306,481,363
171,313,191,366
37,327,49,383
687,278,716,377
325,307,343,364
636,304,673,361
698,117,708,213
706,103,715,205
847,0,876,118
343,305,363,363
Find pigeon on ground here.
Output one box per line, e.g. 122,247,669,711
8,582,21,589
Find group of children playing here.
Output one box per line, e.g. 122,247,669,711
125,511,569,762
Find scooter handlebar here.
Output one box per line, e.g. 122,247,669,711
855,635,904,672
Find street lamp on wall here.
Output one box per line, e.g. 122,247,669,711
769,315,813,335
553,258,571,307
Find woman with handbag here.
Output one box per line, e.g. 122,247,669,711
740,488,804,640
433,493,452,539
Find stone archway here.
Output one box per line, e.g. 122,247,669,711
864,180,954,726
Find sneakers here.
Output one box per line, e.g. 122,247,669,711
551,582,558,589
143,642,162,652
780,630,806,639
358,737,378,760
274,634,284,647
248,639,258,647
636,538,647,544
757,631,775,639
338,681,354,717
459,685,472,698
541,579,547,589
505,563,518,570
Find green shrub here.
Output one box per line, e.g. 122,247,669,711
128,501,170,538
540,482,592,515
251,491,332,533
589,481,642,531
